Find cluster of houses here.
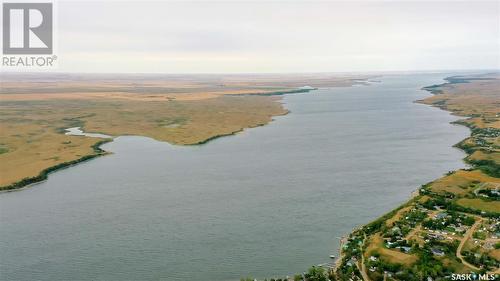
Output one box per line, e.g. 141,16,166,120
381,209,478,259
486,218,500,238
472,127,500,152
341,198,498,280
422,211,475,234
472,218,500,251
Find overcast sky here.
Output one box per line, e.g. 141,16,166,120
54,0,499,73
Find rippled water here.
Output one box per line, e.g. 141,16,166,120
0,74,469,281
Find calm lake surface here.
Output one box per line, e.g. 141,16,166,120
0,74,470,281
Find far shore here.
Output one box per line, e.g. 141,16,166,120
0,83,328,191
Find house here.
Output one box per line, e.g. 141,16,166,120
428,233,444,240
386,241,397,248
391,226,402,236
484,242,494,250
401,246,411,253
431,248,445,256
434,212,448,220
346,257,357,267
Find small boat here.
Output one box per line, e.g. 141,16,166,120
329,255,336,259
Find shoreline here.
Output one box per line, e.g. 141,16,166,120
0,139,112,192
330,77,458,272
0,87,308,192
332,186,424,270
332,74,499,277
184,108,290,146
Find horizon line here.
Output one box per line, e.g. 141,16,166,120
1,68,500,76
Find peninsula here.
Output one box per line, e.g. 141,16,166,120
0,73,365,190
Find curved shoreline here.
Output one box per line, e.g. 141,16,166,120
328,76,462,272
0,89,302,192
184,109,290,146
0,139,112,192
332,74,500,278
0,119,286,192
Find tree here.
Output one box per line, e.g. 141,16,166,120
304,266,328,281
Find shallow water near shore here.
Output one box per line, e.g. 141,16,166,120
65,127,113,139
0,74,469,281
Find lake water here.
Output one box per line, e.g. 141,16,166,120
0,74,470,281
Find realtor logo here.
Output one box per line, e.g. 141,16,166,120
2,2,53,54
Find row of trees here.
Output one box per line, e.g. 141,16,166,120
240,266,331,281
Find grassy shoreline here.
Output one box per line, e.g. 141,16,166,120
241,75,500,281
0,138,112,192
327,75,471,274
0,87,303,191
332,74,500,281
3,73,370,190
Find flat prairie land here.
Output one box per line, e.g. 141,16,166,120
428,170,500,196
0,73,366,190
456,198,500,213
0,121,102,187
421,74,500,169
0,73,364,101
0,95,285,187
420,75,500,125
467,150,500,164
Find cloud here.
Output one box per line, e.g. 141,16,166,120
55,0,500,73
